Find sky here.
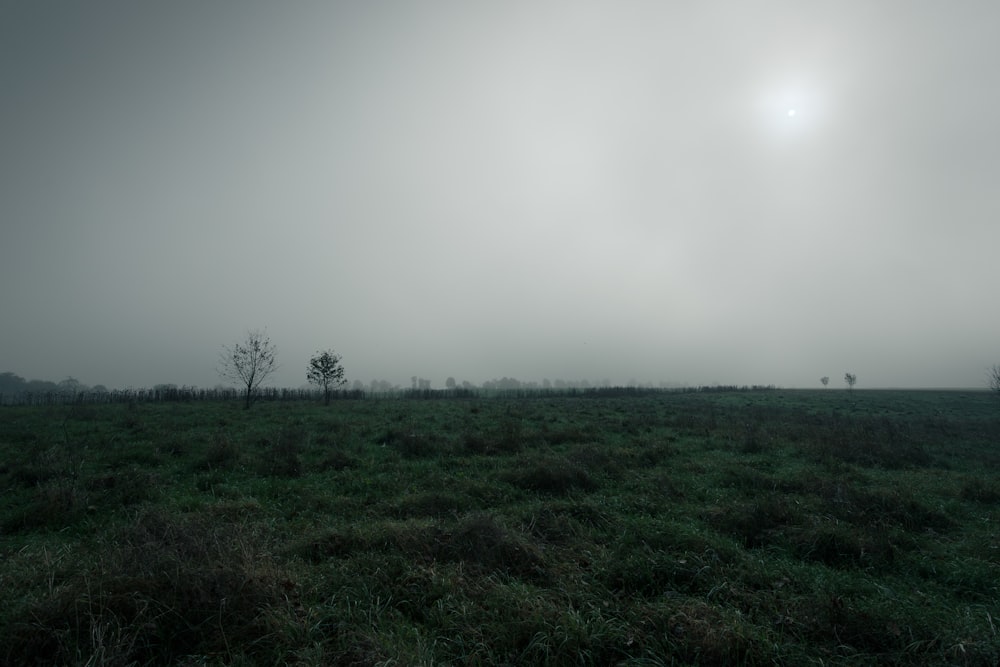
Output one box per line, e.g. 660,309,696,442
2,1,998,390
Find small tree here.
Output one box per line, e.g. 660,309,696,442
989,364,1000,397
820,376,829,387
218,329,278,409
307,350,346,405
844,372,857,393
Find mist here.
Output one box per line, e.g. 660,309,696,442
2,1,998,391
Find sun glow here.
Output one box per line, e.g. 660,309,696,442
753,76,831,142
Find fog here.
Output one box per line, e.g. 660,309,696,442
2,1,998,390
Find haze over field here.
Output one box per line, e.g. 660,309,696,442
2,1,998,390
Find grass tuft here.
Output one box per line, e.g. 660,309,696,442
501,456,598,494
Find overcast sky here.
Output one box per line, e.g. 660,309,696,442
2,1,998,390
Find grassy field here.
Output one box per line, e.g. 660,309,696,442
1,389,999,665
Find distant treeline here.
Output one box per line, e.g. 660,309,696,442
0,386,365,406
0,372,779,406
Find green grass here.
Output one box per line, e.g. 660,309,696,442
1,390,999,665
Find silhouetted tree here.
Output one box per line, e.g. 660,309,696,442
369,379,396,393
989,364,1000,397
820,376,829,387
26,379,59,393
445,377,456,389
844,372,857,392
307,350,346,405
0,372,26,393
218,329,278,409
58,377,85,395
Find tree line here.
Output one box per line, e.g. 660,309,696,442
0,385,366,406
0,383,786,407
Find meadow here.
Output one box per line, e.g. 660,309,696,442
1,389,998,665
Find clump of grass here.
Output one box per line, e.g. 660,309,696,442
380,428,439,458
4,509,290,665
501,457,597,494
661,599,759,664
85,466,160,507
289,513,548,583
567,443,624,478
258,425,305,477
443,514,547,580
7,442,81,488
790,521,896,569
632,438,675,466
316,448,358,471
463,418,524,455
703,494,801,548
817,483,956,533
285,527,366,562
600,547,712,598
541,424,592,445
3,477,89,533
808,414,933,468
521,500,609,544
198,430,240,470
740,419,768,453
392,491,467,519
959,476,1000,503
8,460,61,488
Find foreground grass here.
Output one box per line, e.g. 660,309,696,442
1,390,998,665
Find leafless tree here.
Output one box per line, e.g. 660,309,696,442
307,350,346,405
844,372,857,393
218,329,278,409
989,364,1000,396
820,376,829,387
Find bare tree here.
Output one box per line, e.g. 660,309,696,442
218,329,278,409
820,376,829,387
844,372,857,393
307,350,346,405
989,364,1000,396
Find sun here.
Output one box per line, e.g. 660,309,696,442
753,74,833,142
